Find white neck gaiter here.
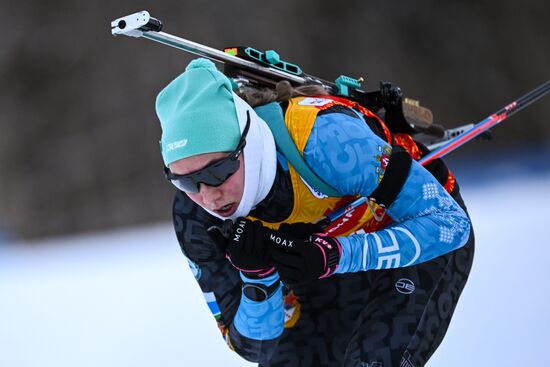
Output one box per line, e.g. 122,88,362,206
203,93,277,221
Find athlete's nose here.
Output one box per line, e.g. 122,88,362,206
199,184,223,209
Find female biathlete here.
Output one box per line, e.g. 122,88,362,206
156,58,474,367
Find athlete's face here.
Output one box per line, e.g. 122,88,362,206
169,152,245,217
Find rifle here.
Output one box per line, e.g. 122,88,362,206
111,10,550,225
111,10,440,139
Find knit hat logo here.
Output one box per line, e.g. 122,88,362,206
155,58,240,166
166,138,188,152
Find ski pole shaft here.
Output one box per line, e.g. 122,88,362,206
419,80,550,166
314,197,367,228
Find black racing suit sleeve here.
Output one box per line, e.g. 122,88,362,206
172,190,281,363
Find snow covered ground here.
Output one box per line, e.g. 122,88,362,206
1,172,550,367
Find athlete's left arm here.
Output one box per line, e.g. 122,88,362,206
304,112,471,272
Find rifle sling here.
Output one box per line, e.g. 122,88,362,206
254,102,342,197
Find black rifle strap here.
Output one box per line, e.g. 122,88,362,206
368,147,412,208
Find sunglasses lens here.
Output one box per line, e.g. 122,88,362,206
170,178,200,193
166,158,240,193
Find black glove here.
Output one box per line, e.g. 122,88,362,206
277,221,325,239
207,217,275,278
206,219,234,256
268,229,342,284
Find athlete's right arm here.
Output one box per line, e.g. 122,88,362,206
304,111,471,271
172,191,284,363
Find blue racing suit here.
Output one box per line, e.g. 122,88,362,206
173,102,473,366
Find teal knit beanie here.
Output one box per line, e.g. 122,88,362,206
156,58,241,166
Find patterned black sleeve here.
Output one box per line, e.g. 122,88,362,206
172,190,281,363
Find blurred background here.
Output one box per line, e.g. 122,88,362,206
1,1,549,366
1,0,548,239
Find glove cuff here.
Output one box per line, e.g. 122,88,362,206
311,234,342,279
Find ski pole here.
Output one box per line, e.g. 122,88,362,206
314,197,368,228
419,80,550,166
324,81,550,225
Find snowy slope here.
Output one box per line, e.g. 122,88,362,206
429,174,550,366
1,174,550,367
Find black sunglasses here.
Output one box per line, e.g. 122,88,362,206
164,111,250,193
